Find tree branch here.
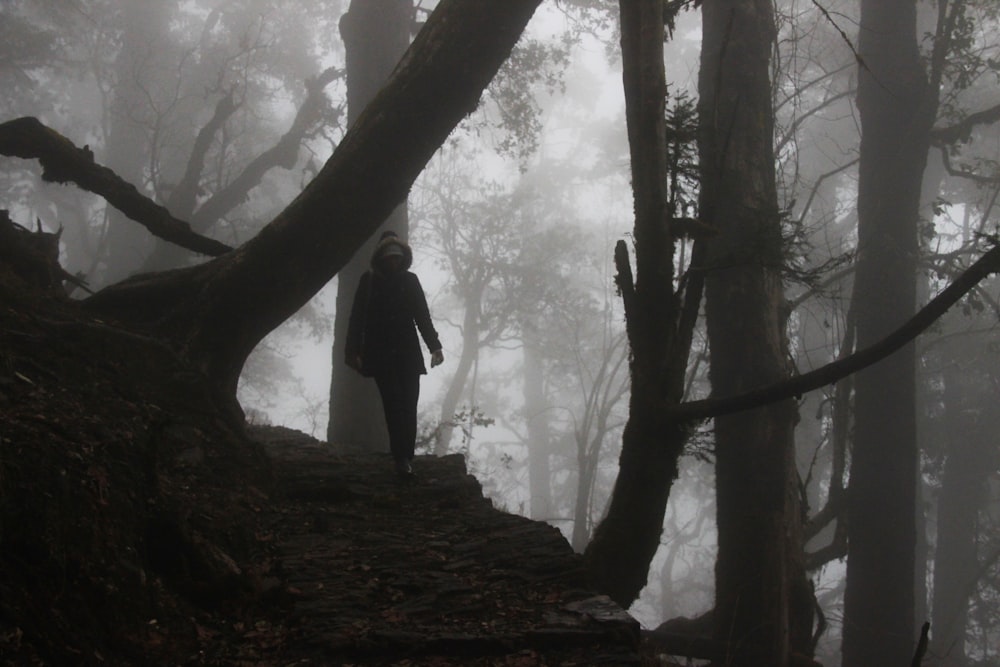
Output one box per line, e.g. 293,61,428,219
167,89,239,218
84,0,545,393
190,66,344,230
910,622,930,667
667,242,1000,422
613,239,638,346
0,117,232,257
937,144,1000,185
930,102,1000,145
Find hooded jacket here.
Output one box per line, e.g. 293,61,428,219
345,233,441,377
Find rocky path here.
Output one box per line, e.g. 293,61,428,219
243,426,642,666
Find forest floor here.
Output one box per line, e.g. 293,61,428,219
0,257,675,666
228,425,647,666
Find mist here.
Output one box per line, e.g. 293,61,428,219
2,1,1000,665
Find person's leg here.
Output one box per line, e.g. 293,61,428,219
374,373,406,462
398,372,420,462
375,371,419,477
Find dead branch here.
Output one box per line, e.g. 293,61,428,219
0,117,232,257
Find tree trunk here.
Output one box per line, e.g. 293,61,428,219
928,352,993,666
434,301,479,454
570,435,599,553
328,0,412,450
698,2,813,665
842,0,934,663
522,320,553,521
583,0,690,607
83,0,544,398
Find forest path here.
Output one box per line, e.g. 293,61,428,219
241,425,642,666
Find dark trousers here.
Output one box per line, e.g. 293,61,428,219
374,370,420,462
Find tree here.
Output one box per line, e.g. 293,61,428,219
533,275,630,552
100,1,175,285
583,0,706,607
96,2,341,281
843,1,949,663
697,0,813,663
418,176,531,456
0,0,546,399
925,306,1000,666
520,318,555,520
8,7,1000,659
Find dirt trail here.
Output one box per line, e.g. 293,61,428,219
246,425,641,666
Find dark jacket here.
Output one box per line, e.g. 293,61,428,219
345,236,441,377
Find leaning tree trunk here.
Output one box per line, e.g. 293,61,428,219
82,0,544,398
698,2,813,665
842,0,935,664
328,0,413,450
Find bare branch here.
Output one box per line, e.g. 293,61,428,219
191,66,344,230
668,242,1000,422
937,144,1000,185
931,102,1000,145
168,89,240,218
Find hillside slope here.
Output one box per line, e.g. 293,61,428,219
0,226,642,666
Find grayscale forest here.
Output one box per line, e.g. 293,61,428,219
2,1,1000,666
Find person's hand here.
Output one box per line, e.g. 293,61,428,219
430,349,444,368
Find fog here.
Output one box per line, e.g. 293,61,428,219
2,1,1000,665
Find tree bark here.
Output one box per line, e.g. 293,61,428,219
928,337,996,666
81,0,543,397
842,0,934,663
698,1,812,665
583,0,687,606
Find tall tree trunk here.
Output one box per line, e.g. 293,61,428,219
583,0,690,607
842,0,934,663
522,320,553,521
698,2,812,665
327,0,413,449
929,354,992,666
83,0,544,397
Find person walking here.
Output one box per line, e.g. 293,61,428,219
345,231,444,479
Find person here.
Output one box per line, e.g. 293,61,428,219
345,230,444,479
